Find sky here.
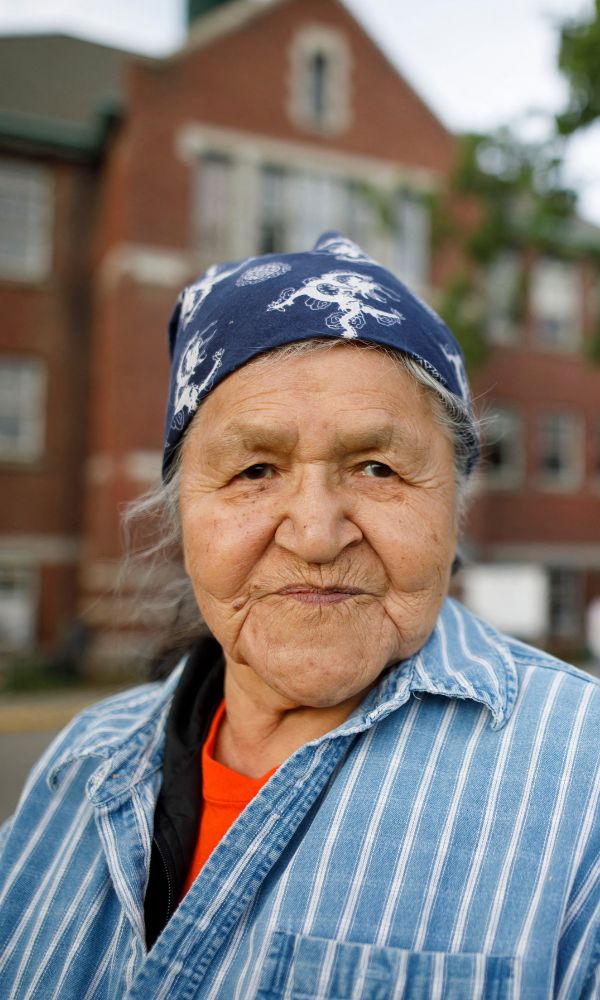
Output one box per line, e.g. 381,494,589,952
1,0,600,222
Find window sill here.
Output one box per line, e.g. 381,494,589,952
534,477,584,494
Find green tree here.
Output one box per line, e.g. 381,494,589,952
437,127,582,369
453,128,577,261
557,0,600,135
556,1,600,360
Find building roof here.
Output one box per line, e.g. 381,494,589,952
0,4,451,160
0,33,132,157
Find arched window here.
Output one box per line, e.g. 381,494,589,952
288,26,351,135
308,50,329,123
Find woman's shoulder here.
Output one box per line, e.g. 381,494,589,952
0,665,187,854
502,630,600,696
45,671,183,775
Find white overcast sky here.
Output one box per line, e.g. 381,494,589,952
2,0,600,223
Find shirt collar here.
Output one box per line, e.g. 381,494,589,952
48,598,517,797
411,597,518,728
48,664,185,799
347,597,518,734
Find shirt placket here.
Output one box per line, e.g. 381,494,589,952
125,728,362,1000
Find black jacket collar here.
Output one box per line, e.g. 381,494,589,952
144,635,224,949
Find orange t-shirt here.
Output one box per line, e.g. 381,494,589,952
182,701,276,895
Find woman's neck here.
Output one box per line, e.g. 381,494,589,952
214,660,367,778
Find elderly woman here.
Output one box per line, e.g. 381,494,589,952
0,234,599,1000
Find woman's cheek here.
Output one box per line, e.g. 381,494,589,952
184,501,277,600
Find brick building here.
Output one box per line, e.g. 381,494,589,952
1,0,599,670
466,245,600,656
0,33,129,658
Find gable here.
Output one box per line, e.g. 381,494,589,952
148,0,454,173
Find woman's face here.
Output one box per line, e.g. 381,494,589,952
179,346,458,709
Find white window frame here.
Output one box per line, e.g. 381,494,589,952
484,403,525,490
537,409,584,491
192,152,235,260
393,189,430,293
257,164,289,255
286,170,349,252
531,258,581,351
0,356,46,463
288,25,352,135
548,566,582,639
0,557,39,650
486,251,521,346
187,129,433,280
0,159,53,283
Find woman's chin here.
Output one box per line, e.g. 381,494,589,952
234,628,396,710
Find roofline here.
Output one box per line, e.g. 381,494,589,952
0,29,139,57
175,0,290,61
335,0,453,139
0,107,121,161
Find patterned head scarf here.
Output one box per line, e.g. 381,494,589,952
163,232,479,477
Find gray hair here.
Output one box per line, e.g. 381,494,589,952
120,340,479,666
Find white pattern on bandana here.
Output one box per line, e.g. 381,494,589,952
267,270,405,339
235,262,292,286
441,346,469,401
314,235,377,264
173,321,224,426
180,262,245,329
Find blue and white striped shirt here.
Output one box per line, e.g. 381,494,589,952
0,598,599,999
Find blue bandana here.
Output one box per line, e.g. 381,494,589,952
163,232,478,477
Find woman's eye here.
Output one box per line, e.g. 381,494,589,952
362,461,395,478
239,464,274,481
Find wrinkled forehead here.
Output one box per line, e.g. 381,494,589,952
181,341,446,462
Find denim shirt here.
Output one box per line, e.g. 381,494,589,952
0,598,599,1000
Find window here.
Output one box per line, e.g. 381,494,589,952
258,166,287,255
0,358,46,462
531,258,580,349
0,562,37,649
308,51,329,123
484,405,524,488
344,181,379,247
486,252,521,345
287,171,346,250
393,190,430,291
548,567,581,639
537,410,583,489
0,160,52,282
288,27,351,134
194,153,234,259
192,145,430,281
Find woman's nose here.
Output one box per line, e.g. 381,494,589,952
273,468,363,564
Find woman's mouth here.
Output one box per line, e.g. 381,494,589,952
276,585,365,605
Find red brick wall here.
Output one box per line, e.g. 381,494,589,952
38,564,79,647
470,346,600,548
0,157,94,539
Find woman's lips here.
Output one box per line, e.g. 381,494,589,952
277,586,365,605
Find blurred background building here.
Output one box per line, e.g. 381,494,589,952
1,0,599,675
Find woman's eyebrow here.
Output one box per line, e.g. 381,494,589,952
203,422,299,459
333,424,431,460
201,419,429,462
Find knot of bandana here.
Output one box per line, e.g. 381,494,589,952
163,232,478,477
